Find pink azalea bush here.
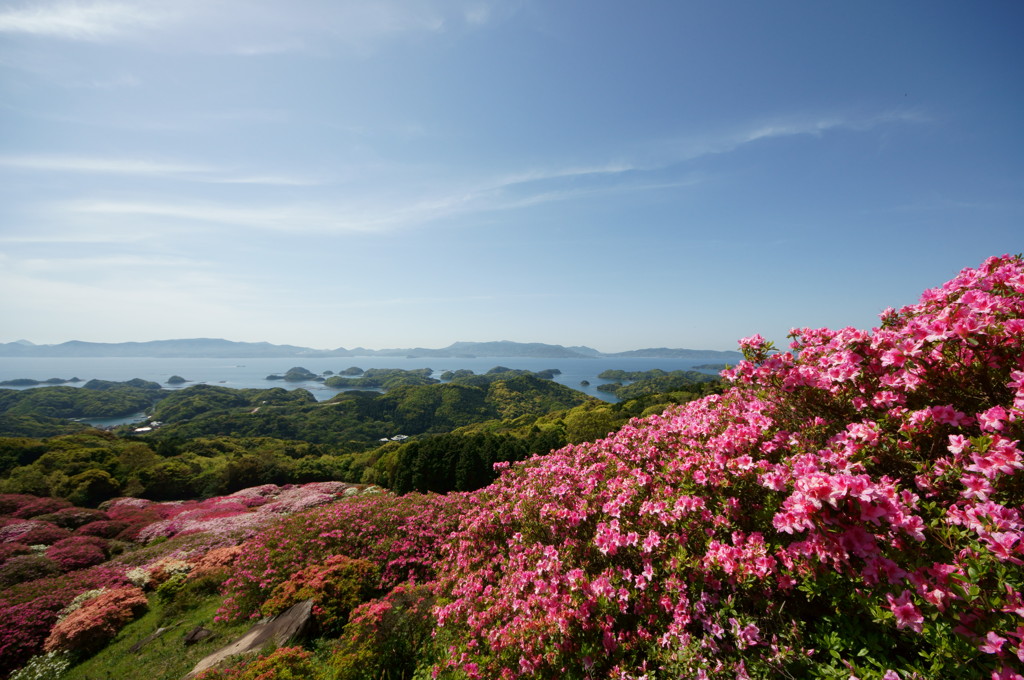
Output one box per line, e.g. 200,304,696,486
76,519,130,538
46,536,110,572
0,494,40,516
11,497,72,520
432,255,1024,679
7,521,70,547
218,491,471,622
0,542,31,567
133,482,353,543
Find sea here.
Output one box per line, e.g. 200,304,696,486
0,356,731,426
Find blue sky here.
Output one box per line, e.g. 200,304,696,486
0,1,1021,352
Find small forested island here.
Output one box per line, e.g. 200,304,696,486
0,377,81,386
0,256,1021,680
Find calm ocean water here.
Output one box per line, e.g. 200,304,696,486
0,355,729,406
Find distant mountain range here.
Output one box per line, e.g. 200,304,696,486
0,338,742,361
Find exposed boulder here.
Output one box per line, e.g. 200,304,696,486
183,599,314,678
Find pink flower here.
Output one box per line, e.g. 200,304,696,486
979,631,1007,655
887,590,924,633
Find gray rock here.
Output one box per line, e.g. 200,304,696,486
184,599,314,678
183,626,214,646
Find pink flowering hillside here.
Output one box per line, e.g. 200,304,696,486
433,255,1024,679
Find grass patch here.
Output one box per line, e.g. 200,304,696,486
63,591,251,680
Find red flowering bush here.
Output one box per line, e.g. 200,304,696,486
76,519,130,538
0,542,31,566
14,522,71,546
101,499,162,541
218,491,470,622
194,646,315,680
43,585,148,654
0,494,41,516
432,255,1024,680
46,536,110,571
12,497,72,519
261,555,379,635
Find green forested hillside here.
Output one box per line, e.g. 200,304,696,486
0,371,720,504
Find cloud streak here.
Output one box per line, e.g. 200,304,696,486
0,1,169,40
659,110,929,165
4,108,926,242
0,0,503,53
0,154,322,186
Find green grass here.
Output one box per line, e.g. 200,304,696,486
62,591,252,680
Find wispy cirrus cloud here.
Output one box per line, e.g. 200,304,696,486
0,0,505,53
5,108,926,241
0,1,170,40
658,109,930,165
55,162,699,236
0,154,322,186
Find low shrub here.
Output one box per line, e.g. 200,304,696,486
0,565,130,675
43,585,148,655
0,542,31,566
0,554,61,587
37,507,109,529
147,557,191,585
155,572,189,603
261,555,379,635
15,522,72,547
328,581,437,680
12,497,72,519
219,491,470,622
0,494,41,516
7,650,73,680
187,544,243,581
76,519,129,538
47,536,110,572
194,646,315,680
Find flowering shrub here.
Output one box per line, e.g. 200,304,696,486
146,557,191,585
101,499,162,541
328,581,438,680
187,544,243,580
193,646,315,680
16,522,72,547
0,542,31,566
218,491,470,622
432,255,1024,679
76,519,130,538
46,536,110,571
0,565,131,675
0,554,61,587
12,497,72,519
43,585,148,654
0,494,40,516
7,651,72,680
37,507,109,529
261,554,379,635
